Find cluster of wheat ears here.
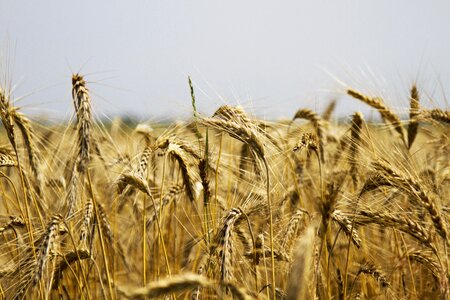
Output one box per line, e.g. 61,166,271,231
0,74,448,299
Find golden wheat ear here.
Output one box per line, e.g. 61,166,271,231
155,137,198,203
421,109,450,124
286,225,316,300
0,87,17,148
348,112,364,187
10,108,44,196
408,85,420,149
292,108,325,163
347,88,406,145
322,100,337,121
71,73,93,174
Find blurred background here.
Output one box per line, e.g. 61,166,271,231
1,0,449,121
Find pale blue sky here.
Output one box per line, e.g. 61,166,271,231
1,1,449,120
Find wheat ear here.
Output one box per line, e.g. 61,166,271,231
408,85,420,149
293,108,325,163
373,160,448,240
347,89,405,144
72,74,93,173
214,207,243,282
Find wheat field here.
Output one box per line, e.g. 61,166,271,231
0,74,449,299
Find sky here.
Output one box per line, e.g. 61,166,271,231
1,1,449,121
